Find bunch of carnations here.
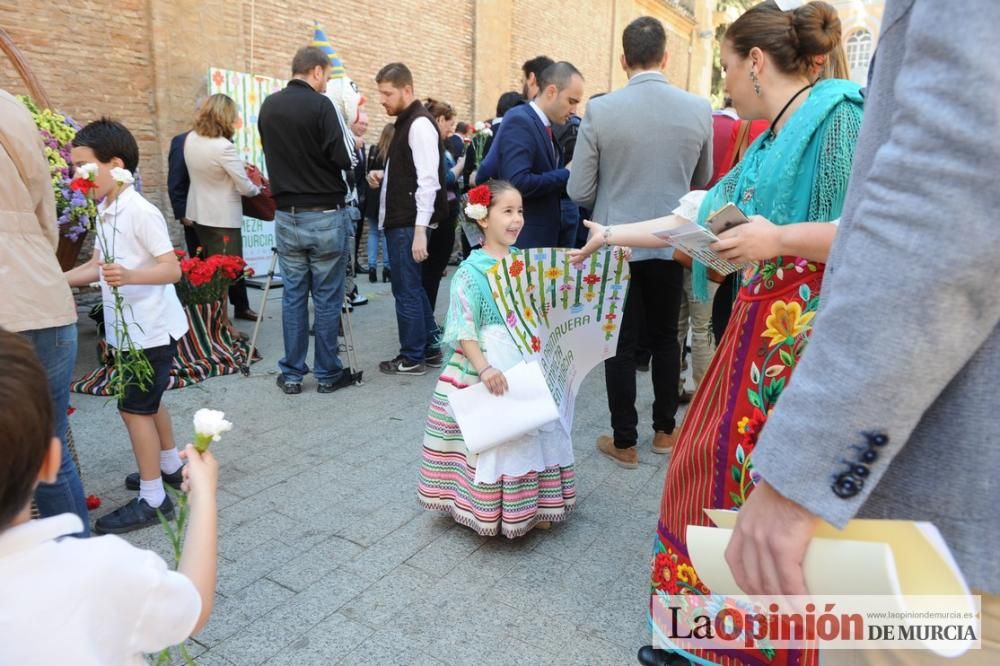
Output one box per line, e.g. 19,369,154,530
470,120,493,164
174,248,254,306
19,95,98,241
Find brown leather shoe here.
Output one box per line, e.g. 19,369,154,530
651,430,677,454
596,435,639,469
234,309,259,322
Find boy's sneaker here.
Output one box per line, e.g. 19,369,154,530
424,350,445,368
379,355,426,376
124,467,184,491
94,495,175,535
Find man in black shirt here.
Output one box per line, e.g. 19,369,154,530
259,46,355,395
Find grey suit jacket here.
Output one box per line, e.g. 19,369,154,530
567,71,712,262
753,0,1000,594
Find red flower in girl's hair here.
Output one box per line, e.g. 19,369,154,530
467,184,491,208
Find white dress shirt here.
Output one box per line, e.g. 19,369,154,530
0,514,201,665
379,115,441,228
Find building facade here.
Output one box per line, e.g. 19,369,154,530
0,0,714,225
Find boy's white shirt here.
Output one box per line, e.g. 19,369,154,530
0,514,201,664
96,186,189,349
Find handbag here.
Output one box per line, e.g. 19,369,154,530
241,164,275,221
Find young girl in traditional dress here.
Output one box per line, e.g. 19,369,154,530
417,181,575,538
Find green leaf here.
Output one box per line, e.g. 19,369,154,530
747,389,762,409
750,361,761,385
729,491,743,507
772,376,786,395
779,349,795,367
731,465,741,483
735,444,746,465
799,284,811,302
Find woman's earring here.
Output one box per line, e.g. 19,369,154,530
750,70,762,97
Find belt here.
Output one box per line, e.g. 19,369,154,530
277,204,346,213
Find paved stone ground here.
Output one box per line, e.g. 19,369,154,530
70,272,689,665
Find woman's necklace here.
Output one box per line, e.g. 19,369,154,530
769,83,813,136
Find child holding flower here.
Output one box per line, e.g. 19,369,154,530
0,329,218,664
417,181,576,538
64,119,189,534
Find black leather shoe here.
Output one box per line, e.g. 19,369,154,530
368,267,378,283
382,268,391,283
318,371,355,393
276,375,302,395
125,466,184,491
637,645,689,666
94,495,174,535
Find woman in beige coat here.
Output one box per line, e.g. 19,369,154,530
183,94,260,338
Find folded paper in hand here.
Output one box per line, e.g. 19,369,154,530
448,360,559,454
652,218,742,276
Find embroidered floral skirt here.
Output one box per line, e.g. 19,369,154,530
650,259,824,665
417,326,576,538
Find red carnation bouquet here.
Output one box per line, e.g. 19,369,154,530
174,247,254,306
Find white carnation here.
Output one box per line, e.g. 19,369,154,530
464,203,488,221
76,163,98,180
110,166,135,186
193,408,233,452
474,121,487,132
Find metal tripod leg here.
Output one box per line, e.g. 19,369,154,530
341,295,363,385
240,247,278,377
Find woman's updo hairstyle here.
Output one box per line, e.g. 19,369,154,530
424,97,455,121
725,1,841,77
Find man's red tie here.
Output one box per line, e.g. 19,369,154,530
546,125,554,141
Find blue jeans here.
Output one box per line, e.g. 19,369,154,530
366,216,390,270
385,226,437,363
274,208,350,383
23,324,90,536
559,197,581,249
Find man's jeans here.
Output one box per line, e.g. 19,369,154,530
274,208,350,383
366,216,390,270
385,226,438,363
23,324,90,536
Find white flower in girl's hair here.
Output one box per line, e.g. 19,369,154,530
110,167,135,186
464,203,488,221
192,408,233,453
75,163,98,180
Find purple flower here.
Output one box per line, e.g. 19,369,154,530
506,310,517,326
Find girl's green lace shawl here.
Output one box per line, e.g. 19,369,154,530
440,249,509,349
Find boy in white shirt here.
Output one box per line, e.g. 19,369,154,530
0,329,217,664
65,119,190,534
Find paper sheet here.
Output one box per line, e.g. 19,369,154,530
448,360,559,453
652,222,743,275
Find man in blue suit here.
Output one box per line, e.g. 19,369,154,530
494,61,583,249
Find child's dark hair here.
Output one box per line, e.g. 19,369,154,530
72,117,140,174
0,329,54,531
486,180,518,210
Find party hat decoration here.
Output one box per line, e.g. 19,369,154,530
312,22,346,80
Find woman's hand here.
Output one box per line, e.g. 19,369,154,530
567,220,606,264
479,366,508,396
710,214,782,265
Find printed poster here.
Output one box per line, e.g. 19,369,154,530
208,67,285,281
488,247,630,434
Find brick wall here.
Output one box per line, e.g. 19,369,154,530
1,0,706,249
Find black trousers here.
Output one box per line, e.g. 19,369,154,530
421,204,458,313
712,271,740,345
605,259,684,448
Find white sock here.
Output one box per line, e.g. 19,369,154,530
139,477,166,508
160,447,183,474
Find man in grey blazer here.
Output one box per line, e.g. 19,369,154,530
568,16,712,469
726,2,999,661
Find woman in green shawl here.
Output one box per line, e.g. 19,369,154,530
572,2,863,664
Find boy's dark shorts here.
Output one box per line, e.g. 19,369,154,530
117,339,177,415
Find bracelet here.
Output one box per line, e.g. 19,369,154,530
602,224,613,248
478,365,494,375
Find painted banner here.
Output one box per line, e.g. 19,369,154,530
207,67,285,280
488,247,630,434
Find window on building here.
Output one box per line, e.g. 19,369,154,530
846,29,874,83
